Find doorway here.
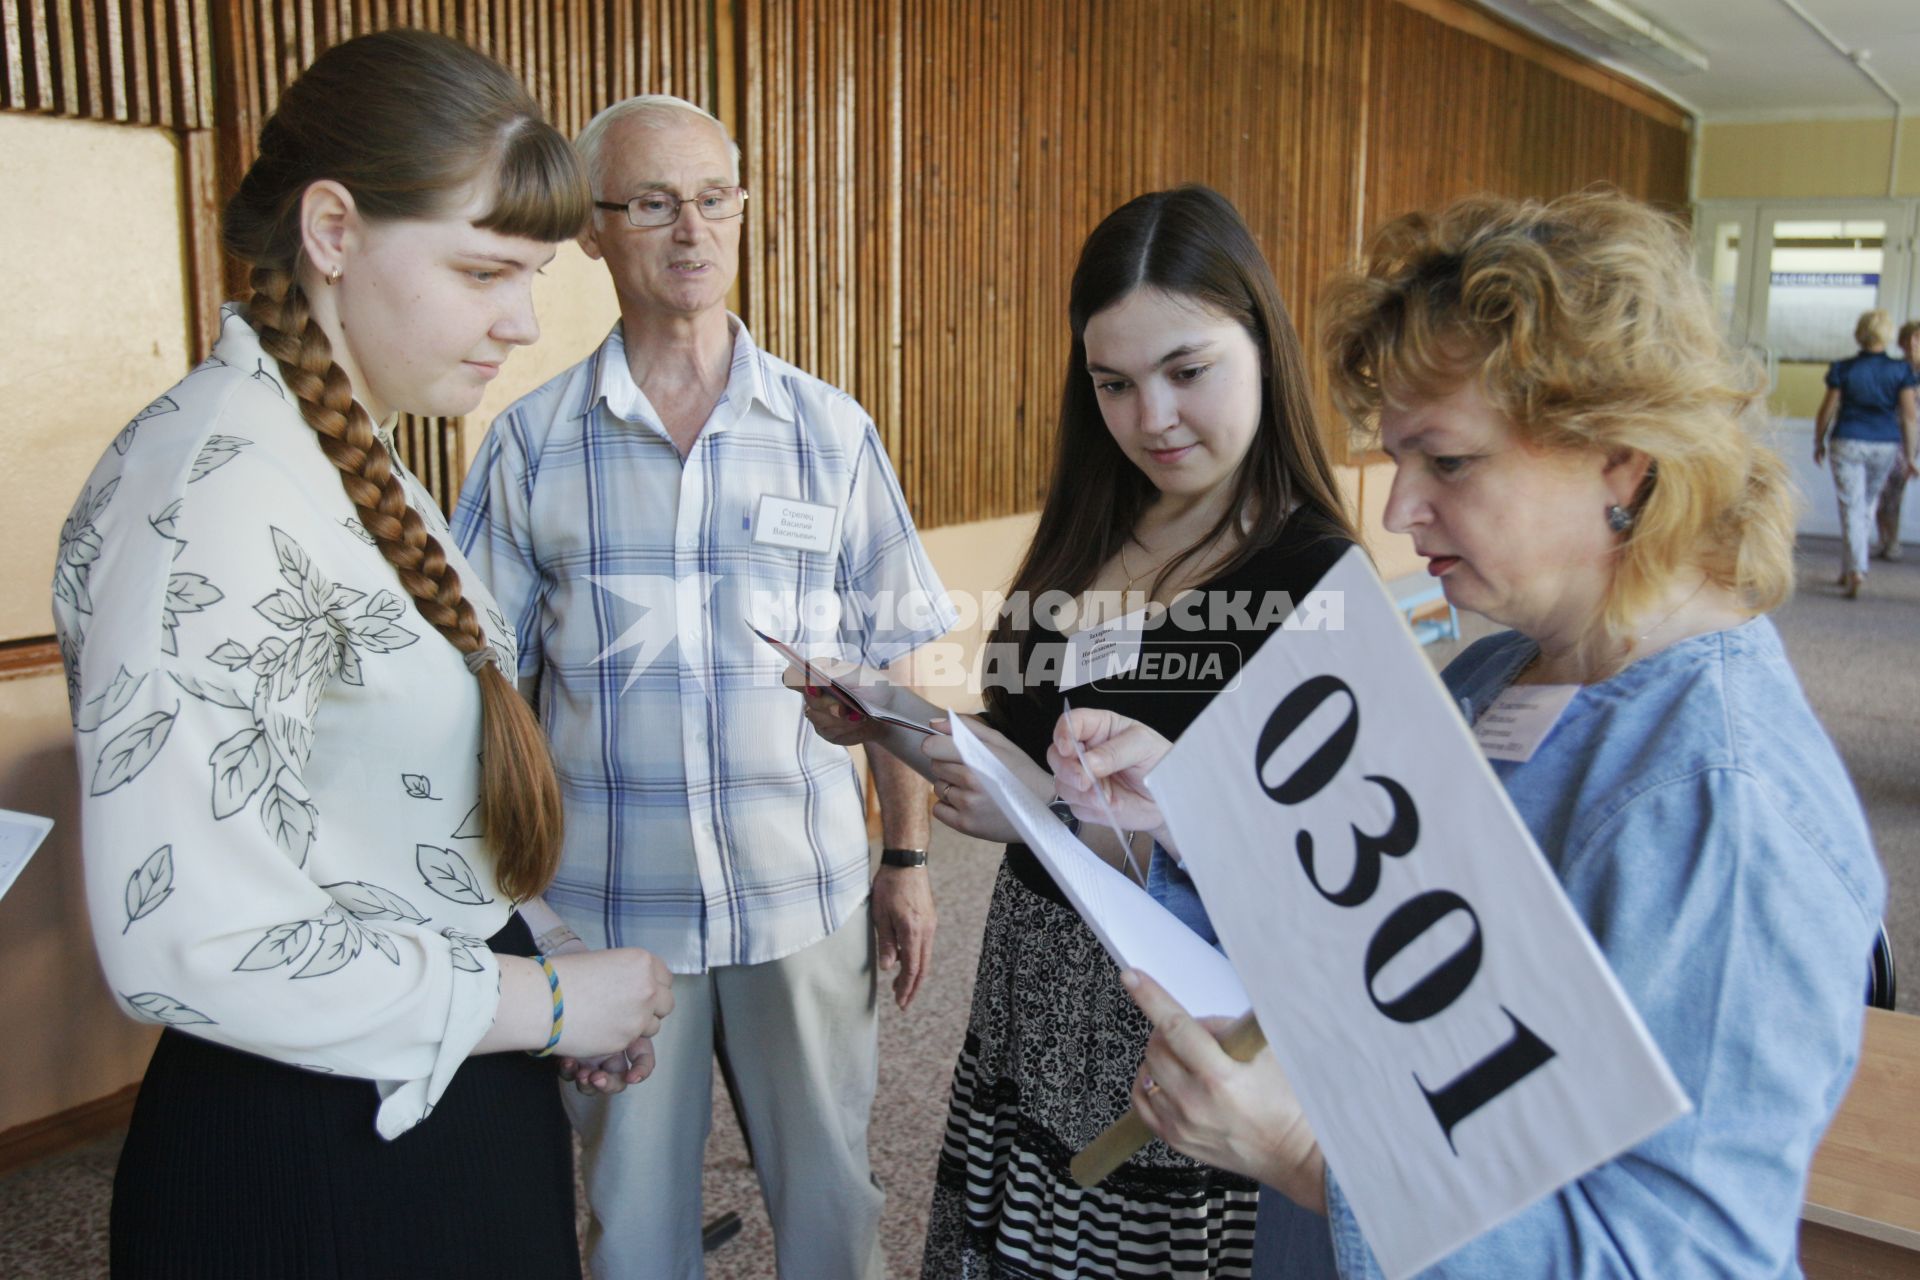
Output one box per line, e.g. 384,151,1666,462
1695,200,1919,538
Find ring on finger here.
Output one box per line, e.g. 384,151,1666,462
938,781,953,805
623,1049,634,1072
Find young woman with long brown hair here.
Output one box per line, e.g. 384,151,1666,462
53,30,672,1275
799,184,1359,1277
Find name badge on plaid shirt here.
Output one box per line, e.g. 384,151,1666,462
752,495,839,554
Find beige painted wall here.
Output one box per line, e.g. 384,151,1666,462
0,113,192,644
463,240,620,466
1349,461,1424,581
0,671,160,1133
910,513,1040,711
1698,118,1920,200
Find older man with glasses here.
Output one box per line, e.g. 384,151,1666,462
453,95,953,1280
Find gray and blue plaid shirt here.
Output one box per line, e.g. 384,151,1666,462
454,319,954,972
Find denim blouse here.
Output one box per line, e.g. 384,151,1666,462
1147,843,1219,948
1273,619,1884,1278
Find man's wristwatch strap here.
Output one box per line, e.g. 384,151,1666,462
880,846,929,868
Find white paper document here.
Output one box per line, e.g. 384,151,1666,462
1146,548,1688,1279
946,715,1249,1020
0,808,55,904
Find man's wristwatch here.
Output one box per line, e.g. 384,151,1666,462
880,846,929,868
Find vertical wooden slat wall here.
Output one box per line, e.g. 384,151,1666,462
1364,1,1690,229
0,0,213,125
737,0,1684,524
742,0,1365,524
8,0,1690,524
208,0,714,238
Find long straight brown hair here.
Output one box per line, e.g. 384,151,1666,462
984,185,1356,721
222,29,589,900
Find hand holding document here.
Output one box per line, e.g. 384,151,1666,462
1058,696,1146,884
750,623,939,736
1136,548,1688,1278
945,714,1248,1020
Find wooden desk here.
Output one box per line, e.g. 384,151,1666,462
1801,1008,1920,1276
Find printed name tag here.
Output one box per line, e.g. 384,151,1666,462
752,495,838,554
1474,683,1580,764
1059,608,1148,692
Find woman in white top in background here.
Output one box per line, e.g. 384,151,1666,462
53,29,671,1278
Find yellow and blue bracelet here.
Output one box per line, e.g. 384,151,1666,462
531,953,565,1057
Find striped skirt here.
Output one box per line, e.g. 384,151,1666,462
922,856,1258,1278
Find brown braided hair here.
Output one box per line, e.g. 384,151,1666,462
222,30,589,900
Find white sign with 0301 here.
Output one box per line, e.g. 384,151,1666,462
1145,548,1689,1279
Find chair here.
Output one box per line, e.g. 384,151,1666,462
1867,923,1897,1011
1388,573,1461,647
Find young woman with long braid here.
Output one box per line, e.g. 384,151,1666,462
53,30,672,1275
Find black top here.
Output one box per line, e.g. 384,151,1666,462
985,508,1353,904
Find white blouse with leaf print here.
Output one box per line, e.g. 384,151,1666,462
54,306,523,1139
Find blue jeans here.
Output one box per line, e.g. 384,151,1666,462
1146,842,1221,950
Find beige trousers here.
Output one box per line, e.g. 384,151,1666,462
565,903,885,1280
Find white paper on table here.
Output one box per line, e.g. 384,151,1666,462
1145,547,1689,1279
0,808,55,903
946,714,1249,1020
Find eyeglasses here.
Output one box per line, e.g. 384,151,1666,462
594,186,748,228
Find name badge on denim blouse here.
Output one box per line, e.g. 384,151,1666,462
1474,683,1580,763
752,495,838,554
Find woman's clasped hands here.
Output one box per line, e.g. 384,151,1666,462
547,947,676,1098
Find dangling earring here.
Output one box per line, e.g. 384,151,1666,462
1606,503,1635,533
326,265,342,286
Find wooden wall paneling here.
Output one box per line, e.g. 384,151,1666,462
75,0,99,116
57,0,78,113
1,0,209,126
3,4,23,109
796,0,818,380
1365,1,1689,230
5,0,1685,530
182,127,224,363
148,0,171,124
52,0,77,113
124,0,146,121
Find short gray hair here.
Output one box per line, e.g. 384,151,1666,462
574,95,741,193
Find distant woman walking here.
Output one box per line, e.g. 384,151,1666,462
1870,319,1920,560
1813,308,1918,596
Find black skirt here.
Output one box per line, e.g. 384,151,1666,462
110,914,580,1279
